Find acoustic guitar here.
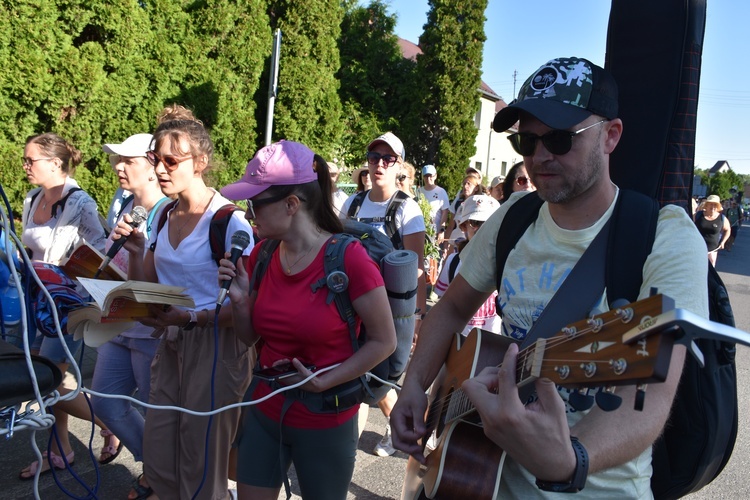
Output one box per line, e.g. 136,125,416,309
402,294,679,500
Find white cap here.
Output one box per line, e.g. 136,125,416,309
457,195,500,225
367,132,405,159
102,133,153,158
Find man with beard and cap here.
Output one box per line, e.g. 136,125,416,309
390,57,708,497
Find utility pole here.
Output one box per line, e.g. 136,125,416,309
512,69,518,99
264,29,282,146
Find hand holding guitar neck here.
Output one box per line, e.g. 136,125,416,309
94,206,147,279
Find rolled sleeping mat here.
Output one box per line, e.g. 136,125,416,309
381,249,418,379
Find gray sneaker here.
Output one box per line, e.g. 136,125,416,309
374,424,396,457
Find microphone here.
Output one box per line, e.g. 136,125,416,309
94,206,148,278
216,230,251,306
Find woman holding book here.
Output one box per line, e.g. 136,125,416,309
89,133,170,499
113,105,253,499
18,133,121,479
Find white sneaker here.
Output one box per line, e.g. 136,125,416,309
374,424,396,457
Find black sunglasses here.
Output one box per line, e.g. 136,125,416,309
245,193,307,219
366,152,399,168
146,150,193,170
467,219,484,229
507,120,607,156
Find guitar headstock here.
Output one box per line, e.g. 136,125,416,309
517,294,676,389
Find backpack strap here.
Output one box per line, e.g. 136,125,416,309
208,204,242,267
114,194,136,224
49,187,83,218
384,190,409,249
605,190,660,305
149,199,178,254
448,253,461,282
347,191,368,218
145,197,169,238
247,239,280,294
494,192,544,317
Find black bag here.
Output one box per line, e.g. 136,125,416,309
0,339,63,408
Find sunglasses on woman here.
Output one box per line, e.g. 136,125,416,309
146,150,193,170
467,219,484,229
246,193,307,219
507,119,607,156
366,152,399,168
516,176,530,186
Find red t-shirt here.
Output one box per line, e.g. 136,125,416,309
247,237,384,428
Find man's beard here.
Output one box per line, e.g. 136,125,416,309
536,136,604,205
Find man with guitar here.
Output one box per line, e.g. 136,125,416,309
390,57,709,497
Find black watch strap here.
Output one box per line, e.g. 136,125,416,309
535,436,588,493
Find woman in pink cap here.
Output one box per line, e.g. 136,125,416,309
219,140,396,500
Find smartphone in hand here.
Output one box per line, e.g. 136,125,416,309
253,361,316,382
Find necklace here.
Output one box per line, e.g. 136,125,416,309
281,241,315,275
174,189,211,239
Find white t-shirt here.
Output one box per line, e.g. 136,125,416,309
21,217,55,262
417,185,450,231
434,253,501,337
459,189,709,498
340,191,425,245
147,191,254,310
332,189,348,217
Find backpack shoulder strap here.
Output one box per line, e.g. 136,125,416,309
149,199,178,254
209,204,242,267
384,190,409,249
50,187,83,218
114,194,136,223
248,239,280,294
347,191,368,218
605,190,660,305
495,192,544,315
448,253,461,282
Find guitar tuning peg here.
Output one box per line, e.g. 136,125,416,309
634,384,647,411
569,389,594,411
595,386,622,411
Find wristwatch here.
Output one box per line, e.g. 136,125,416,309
535,436,588,493
183,310,198,331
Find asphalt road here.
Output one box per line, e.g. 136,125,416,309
2,222,749,499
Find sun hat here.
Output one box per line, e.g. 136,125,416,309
367,132,406,159
102,133,153,158
705,195,723,210
350,165,370,184
493,57,619,132
220,140,316,200
457,195,500,226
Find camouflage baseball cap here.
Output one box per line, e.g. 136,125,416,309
493,57,618,132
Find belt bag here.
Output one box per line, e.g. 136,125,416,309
274,378,365,414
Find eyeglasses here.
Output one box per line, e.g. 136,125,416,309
246,193,307,219
397,175,411,182
366,152,399,168
467,219,484,229
516,176,530,186
22,157,53,167
507,120,607,156
146,150,193,170
360,171,370,177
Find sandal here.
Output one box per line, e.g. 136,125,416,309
18,449,75,481
128,473,154,500
99,429,124,465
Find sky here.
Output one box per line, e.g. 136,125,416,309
368,1,750,175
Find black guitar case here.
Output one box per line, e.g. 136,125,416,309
0,339,62,408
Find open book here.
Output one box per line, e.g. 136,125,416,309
60,241,127,281
69,278,195,347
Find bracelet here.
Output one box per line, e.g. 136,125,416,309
183,310,198,330
535,436,588,493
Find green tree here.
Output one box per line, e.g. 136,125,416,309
266,0,344,159
337,1,417,172
707,170,745,201
403,0,488,195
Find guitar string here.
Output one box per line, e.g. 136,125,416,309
423,312,638,428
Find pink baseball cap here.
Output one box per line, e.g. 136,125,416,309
221,140,316,200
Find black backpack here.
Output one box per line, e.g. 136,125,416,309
346,190,410,249
495,190,737,499
250,220,416,411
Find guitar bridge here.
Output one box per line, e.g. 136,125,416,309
517,338,546,387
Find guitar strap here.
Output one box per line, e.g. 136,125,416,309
516,216,612,401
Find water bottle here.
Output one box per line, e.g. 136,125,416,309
1,271,22,347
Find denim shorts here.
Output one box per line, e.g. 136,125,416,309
31,333,82,365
